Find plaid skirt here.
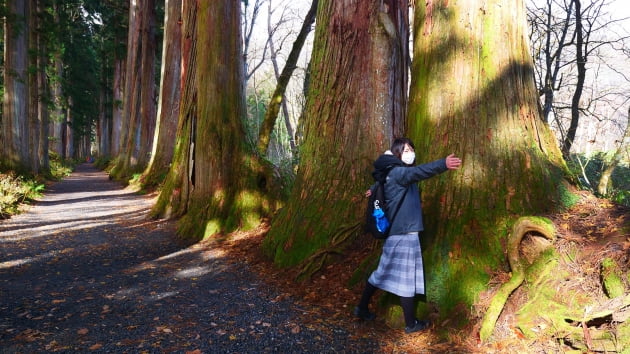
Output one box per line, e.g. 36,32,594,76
368,232,425,297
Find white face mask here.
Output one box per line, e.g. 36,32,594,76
401,151,415,165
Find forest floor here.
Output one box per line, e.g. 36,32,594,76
1,163,628,353
220,187,630,353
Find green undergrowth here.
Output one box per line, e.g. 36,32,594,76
567,152,630,207
0,152,74,219
0,173,44,218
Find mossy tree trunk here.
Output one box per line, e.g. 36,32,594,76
263,0,410,270
141,0,182,187
151,1,279,240
112,0,157,178
408,0,567,317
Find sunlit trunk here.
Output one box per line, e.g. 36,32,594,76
263,0,410,269
409,0,566,316
143,0,182,186
153,1,277,240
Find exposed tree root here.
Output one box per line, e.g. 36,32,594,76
479,216,556,342
296,222,362,281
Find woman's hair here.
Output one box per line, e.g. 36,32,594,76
390,137,415,159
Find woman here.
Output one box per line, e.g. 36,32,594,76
354,137,462,334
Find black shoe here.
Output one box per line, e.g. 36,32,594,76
405,319,431,334
353,306,376,320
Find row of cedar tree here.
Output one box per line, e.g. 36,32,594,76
1,1,569,320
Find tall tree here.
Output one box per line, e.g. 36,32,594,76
408,0,566,318
32,0,50,173
141,0,182,186
152,1,279,239
527,0,574,125
528,0,630,154
112,0,157,177
256,0,317,156
263,0,410,272
563,0,585,156
2,1,30,173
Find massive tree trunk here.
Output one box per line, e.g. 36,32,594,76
263,0,409,270
111,58,125,157
142,0,182,187
152,1,278,239
112,0,157,177
2,1,30,173
409,0,567,317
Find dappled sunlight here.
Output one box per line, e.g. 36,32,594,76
174,265,214,279
0,251,57,270
0,220,116,243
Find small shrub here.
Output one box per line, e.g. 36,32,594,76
49,150,74,180
0,173,45,218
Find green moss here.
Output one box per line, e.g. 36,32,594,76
524,247,560,285
203,219,222,240
383,302,406,329
558,182,580,209
601,258,625,299
619,321,630,353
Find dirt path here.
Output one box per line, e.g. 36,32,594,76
0,164,379,353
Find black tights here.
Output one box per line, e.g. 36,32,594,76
358,281,417,327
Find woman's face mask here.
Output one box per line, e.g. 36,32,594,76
401,151,415,165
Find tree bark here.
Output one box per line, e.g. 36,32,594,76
50,50,65,158
28,0,41,173
111,58,125,156
113,0,157,177
263,0,410,268
2,1,31,172
152,0,198,220
152,1,278,239
562,0,584,156
34,0,49,172
142,0,182,187
409,0,567,316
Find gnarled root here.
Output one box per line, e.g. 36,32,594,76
296,222,362,281
479,216,556,342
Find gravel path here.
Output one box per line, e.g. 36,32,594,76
0,164,379,353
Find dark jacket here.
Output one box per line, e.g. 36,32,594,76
372,153,448,235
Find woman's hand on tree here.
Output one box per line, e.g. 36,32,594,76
446,154,462,170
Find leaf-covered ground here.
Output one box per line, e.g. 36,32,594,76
1,164,627,353
221,187,629,353
0,164,381,353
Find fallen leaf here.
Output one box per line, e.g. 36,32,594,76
89,343,103,350
77,328,89,335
